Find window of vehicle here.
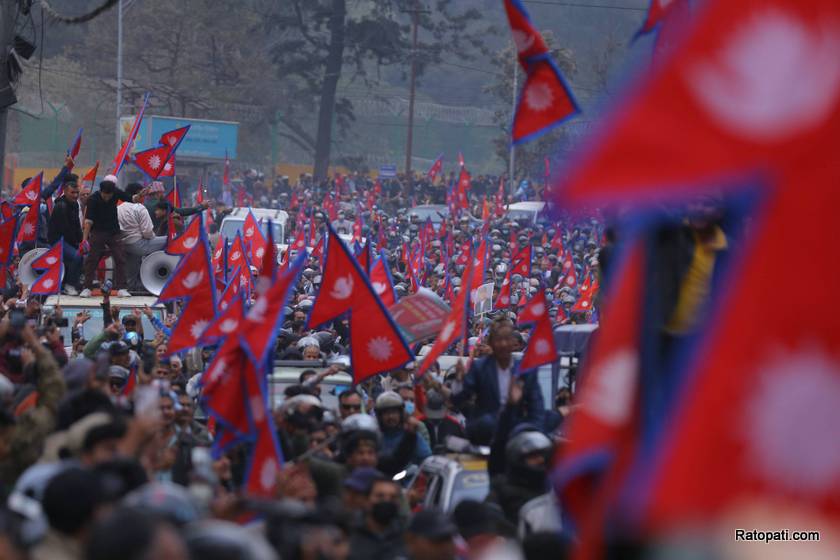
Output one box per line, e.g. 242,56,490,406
450,470,490,509
425,474,445,509
221,219,284,244
45,306,164,343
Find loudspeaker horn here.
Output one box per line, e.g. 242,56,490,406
18,248,64,287
140,251,181,295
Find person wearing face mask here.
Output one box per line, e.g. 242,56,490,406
289,308,308,334
395,384,431,449
374,392,430,476
347,477,407,560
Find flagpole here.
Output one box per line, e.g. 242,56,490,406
509,51,517,191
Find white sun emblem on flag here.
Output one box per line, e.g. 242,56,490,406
41,278,55,290
148,155,162,170
534,338,550,355
219,318,238,333
531,302,545,316
248,296,268,322
190,319,209,340
582,349,638,426
367,336,393,362
182,271,204,289
581,300,590,308
260,457,278,490
566,276,575,286
743,348,840,495
256,247,265,259
22,222,34,235
511,29,535,54
330,275,353,299
45,256,57,265
524,81,554,112
687,9,840,141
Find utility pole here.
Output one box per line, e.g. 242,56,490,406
403,1,429,192
508,52,517,195
0,0,18,188
115,0,123,153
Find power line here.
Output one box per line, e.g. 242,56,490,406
523,0,646,11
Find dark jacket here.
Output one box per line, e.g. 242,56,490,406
85,189,133,233
48,197,83,246
452,356,545,429
420,415,465,452
347,521,406,560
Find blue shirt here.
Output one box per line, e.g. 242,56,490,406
381,428,431,465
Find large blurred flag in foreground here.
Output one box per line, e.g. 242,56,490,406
551,0,840,552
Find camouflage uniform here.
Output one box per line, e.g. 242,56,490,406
1,343,65,488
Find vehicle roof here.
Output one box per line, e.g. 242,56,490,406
270,368,353,385
420,454,487,473
506,201,546,212
226,207,289,222
44,295,164,307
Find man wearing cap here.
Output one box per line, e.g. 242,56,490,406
79,176,142,298
404,509,458,560
47,174,84,295
342,466,382,515
418,389,464,452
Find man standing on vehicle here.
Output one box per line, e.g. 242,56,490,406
47,174,84,295
451,318,545,431
79,176,140,298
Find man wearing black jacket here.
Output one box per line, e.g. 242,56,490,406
79,176,140,298
47,175,83,295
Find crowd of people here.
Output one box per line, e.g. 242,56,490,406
0,162,610,560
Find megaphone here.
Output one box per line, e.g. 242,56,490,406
140,251,181,295
19,248,64,287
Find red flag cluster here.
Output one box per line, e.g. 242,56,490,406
29,240,63,295
308,224,413,384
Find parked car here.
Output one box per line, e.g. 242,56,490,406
407,444,491,513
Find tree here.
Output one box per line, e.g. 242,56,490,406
265,0,491,180
484,33,576,180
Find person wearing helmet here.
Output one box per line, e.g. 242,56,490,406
486,427,553,525
374,391,430,476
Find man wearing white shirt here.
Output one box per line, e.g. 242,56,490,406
118,183,166,293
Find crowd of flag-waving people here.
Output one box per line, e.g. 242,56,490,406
0,0,825,556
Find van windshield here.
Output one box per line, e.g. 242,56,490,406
221,219,284,243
